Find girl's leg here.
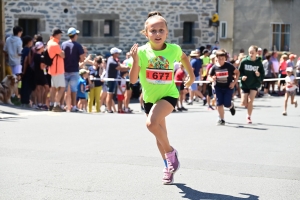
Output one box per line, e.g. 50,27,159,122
284,93,289,113
241,92,249,107
112,100,117,112
247,90,257,117
146,100,174,153
217,105,225,119
82,99,87,111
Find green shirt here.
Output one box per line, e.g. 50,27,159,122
136,43,181,103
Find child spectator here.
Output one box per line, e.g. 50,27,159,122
117,71,128,113
33,41,49,110
282,67,298,116
77,69,88,112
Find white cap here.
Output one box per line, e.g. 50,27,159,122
286,67,293,72
110,47,122,54
258,47,262,51
210,54,216,59
35,41,44,50
212,50,217,55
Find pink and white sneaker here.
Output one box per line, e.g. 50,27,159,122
162,167,174,185
247,117,252,124
165,147,180,174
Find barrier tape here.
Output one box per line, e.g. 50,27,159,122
93,77,300,83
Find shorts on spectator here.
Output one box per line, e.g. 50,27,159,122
215,86,233,107
51,74,65,88
241,88,258,93
35,75,48,86
279,74,286,85
117,94,125,101
126,82,134,90
189,76,200,91
10,65,22,75
107,81,116,93
263,77,272,88
102,84,108,92
207,84,214,97
77,96,86,101
143,96,177,114
65,72,79,92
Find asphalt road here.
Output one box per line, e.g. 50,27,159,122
0,96,300,200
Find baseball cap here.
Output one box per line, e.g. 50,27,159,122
286,67,293,72
110,47,122,54
52,28,63,36
210,54,216,59
35,41,44,50
258,47,262,51
67,27,80,36
289,54,297,59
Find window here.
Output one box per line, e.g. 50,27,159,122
18,19,38,37
183,22,193,43
104,20,113,37
271,23,290,51
220,21,227,39
82,20,92,37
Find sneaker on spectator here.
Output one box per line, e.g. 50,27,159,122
208,105,214,110
71,107,79,112
42,105,48,111
181,107,188,111
165,148,180,174
49,105,54,111
187,101,193,105
106,110,114,113
52,105,64,112
177,107,182,112
118,110,125,114
21,104,31,109
162,167,174,185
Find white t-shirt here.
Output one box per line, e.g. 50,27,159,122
285,75,297,91
117,77,127,95
271,57,279,73
174,62,180,72
296,60,300,72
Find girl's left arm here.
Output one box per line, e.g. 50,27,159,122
180,52,195,87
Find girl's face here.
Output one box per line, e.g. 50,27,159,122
216,55,226,66
145,18,168,48
83,73,88,79
248,47,257,59
286,71,292,76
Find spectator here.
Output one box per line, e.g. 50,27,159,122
123,52,133,113
270,51,279,94
20,35,33,107
79,46,94,69
33,41,49,110
200,49,210,95
105,47,130,113
174,63,188,111
262,53,274,96
48,28,65,112
287,54,297,74
117,71,128,113
88,56,103,113
62,27,85,112
296,57,300,94
278,54,288,95
77,69,88,112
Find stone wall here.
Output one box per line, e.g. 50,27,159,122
4,0,217,58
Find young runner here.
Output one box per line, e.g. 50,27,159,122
239,45,265,124
283,67,298,115
129,11,195,185
208,49,239,125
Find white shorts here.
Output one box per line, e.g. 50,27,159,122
11,65,22,75
51,74,65,88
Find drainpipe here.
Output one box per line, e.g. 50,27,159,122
216,0,219,42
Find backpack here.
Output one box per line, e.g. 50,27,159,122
43,49,57,66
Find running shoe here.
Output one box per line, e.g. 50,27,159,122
208,105,214,110
162,167,174,185
217,119,225,125
282,111,287,116
165,148,180,174
172,109,177,113
187,101,193,105
71,107,79,112
52,105,64,112
229,103,236,116
295,100,298,108
181,107,188,111
177,107,182,112
203,98,207,106
247,117,252,124
106,110,114,113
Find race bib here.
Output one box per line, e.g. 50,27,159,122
146,68,173,84
216,71,228,78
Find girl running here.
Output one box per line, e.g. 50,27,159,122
239,45,265,124
283,67,298,115
129,11,195,185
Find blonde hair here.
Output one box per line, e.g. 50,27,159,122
140,11,168,35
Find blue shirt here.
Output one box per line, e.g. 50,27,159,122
190,58,202,77
105,56,119,79
61,40,84,73
77,76,86,98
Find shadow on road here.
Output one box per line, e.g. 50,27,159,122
0,110,19,115
226,122,268,131
175,183,259,200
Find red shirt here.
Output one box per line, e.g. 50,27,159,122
279,61,287,75
174,68,185,86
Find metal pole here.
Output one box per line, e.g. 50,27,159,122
0,0,5,80
215,0,219,42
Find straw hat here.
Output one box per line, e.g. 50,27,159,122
190,50,199,57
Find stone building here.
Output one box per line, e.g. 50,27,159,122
3,0,217,57
218,0,300,57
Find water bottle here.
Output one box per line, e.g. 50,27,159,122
43,68,47,75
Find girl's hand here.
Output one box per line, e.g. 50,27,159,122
130,43,139,61
255,71,260,77
242,76,247,81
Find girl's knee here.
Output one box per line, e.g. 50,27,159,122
146,118,159,131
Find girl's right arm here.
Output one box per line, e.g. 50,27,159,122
129,44,140,84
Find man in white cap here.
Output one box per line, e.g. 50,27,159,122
105,47,130,113
62,27,85,112
257,47,263,61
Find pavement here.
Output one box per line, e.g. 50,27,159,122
0,96,300,200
